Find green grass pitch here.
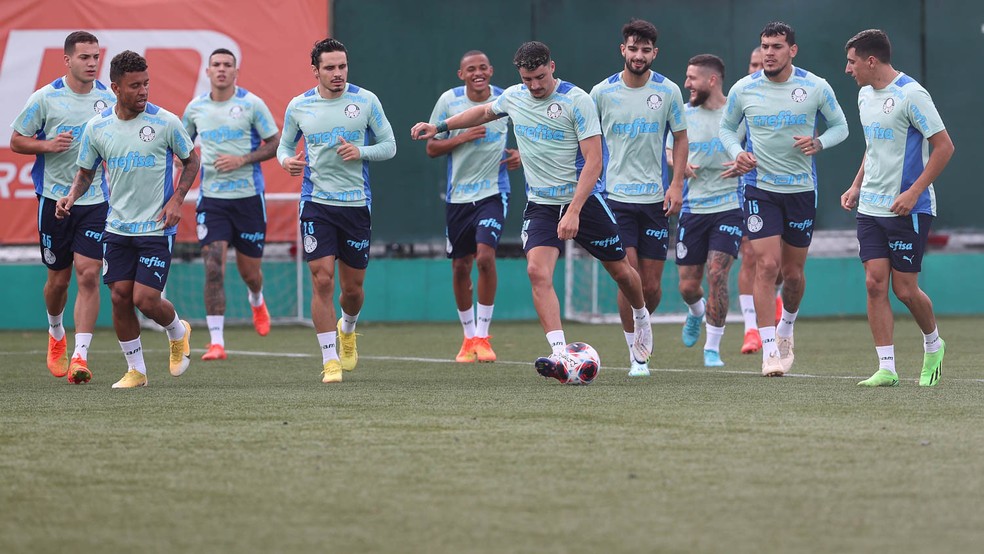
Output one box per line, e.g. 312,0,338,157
2,317,983,553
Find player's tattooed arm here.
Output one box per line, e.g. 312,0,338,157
54,167,96,219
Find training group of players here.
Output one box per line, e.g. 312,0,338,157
12,19,953,388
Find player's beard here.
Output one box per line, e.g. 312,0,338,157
690,89,710,107
625,59,652,76
764,61,788,79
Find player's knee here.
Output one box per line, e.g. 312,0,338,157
475,252,495,275
526,263,552,289
891,280,919,305
45,269,72,292
865,273,888,297
643,279,662,300
756,257,780,277
75,265,101,292
132,290,161,314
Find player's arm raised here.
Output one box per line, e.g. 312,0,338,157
557,135,603,240
411,103,503,140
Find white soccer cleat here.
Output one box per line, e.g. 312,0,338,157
631,319,653,364
777,335,795,373
628,360,650,377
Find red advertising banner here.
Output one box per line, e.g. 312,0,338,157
0,0,329,244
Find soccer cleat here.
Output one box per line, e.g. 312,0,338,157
631,318,653,364
682,314,702,348
703,349,724,367
762,352,785,377
252,301,271,336
741,329,762,354
919,339,945,387
473,336,496,363
628,360,650,377
201,343,227,361
775,295,783,325
535,354,569,384
321,359,342,383
112,369,147,389
47,335,69,378
336,319,358,371
67,356,92,384
455,338,477,363
777,335,795,373
168,320,192,377
858,369,899,387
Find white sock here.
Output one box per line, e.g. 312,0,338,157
248,288,264,308
632,306,649,324
546,330,566,354
120,337,147,375
623,331,634,361
776,308,798,338
47,311,65,341
458,307,476,339
923,327,941,354
705,324,724,352
876,345,896,374
475,303,494,337
317,331,338,363
687,298,706,318
73,333,92,360
164,313,185,341
340,310,359,334
739,295,756,332
760,326,778,359
206,315,224,347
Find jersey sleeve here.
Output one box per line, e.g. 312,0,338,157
906,88,946,137
490,90,510,117
169,114,195,160
181,101,198,141
667,83,687,132
252,96,279,140
571,90,601,141
277,100,301,165
359,95,396,162
719,83,745,159
11,89,47,137
76,117,102,170
815,79,849,150
427,91,450,140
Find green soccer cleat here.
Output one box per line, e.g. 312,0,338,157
857,368,899,387
919,339,945,387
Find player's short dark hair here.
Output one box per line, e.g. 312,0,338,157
109,50,148,83
311,38,347,67
688,54,725,81
513,41,551,71
761,21,796,46
209,48,237,66
845,29,892,63
64,31,98,55
622,19,658,46
460,50,489,64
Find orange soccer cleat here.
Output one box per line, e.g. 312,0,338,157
201,343,227,361
252,301,271,336
47,335,69,378
67,356,92,384
740,329,762,354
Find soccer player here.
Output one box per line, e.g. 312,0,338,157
841,29,953,387
426,50,521,363
412,41,653,382
183,48,282,361
589,19,687,377
720,22,849,377
56,50,199,388
671,54,743,367
10,31,116,384
278,38,396,384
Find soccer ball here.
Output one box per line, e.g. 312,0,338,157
561,342,600,385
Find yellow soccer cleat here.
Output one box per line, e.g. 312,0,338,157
472,336,497,363
47,335,69,378
321,359,343,383
336,319,358,371
169,320,192,376
112,369,147,389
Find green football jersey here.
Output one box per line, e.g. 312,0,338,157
11,77,115,205
490,79,602,205
277,84,396,207
720,66,849,194
590,71,687,204
182,87,278,199
428,86,511,204
857,72,945,217
77,103,194,236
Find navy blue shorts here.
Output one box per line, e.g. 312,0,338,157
521,194,625,262
37,196,106,270
742,186,816,248
300,201,371,269
446,193,508,259
195,195,266,258
102,232,173,291
607,199,670,260
675,209,743,265
857,213,932,273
